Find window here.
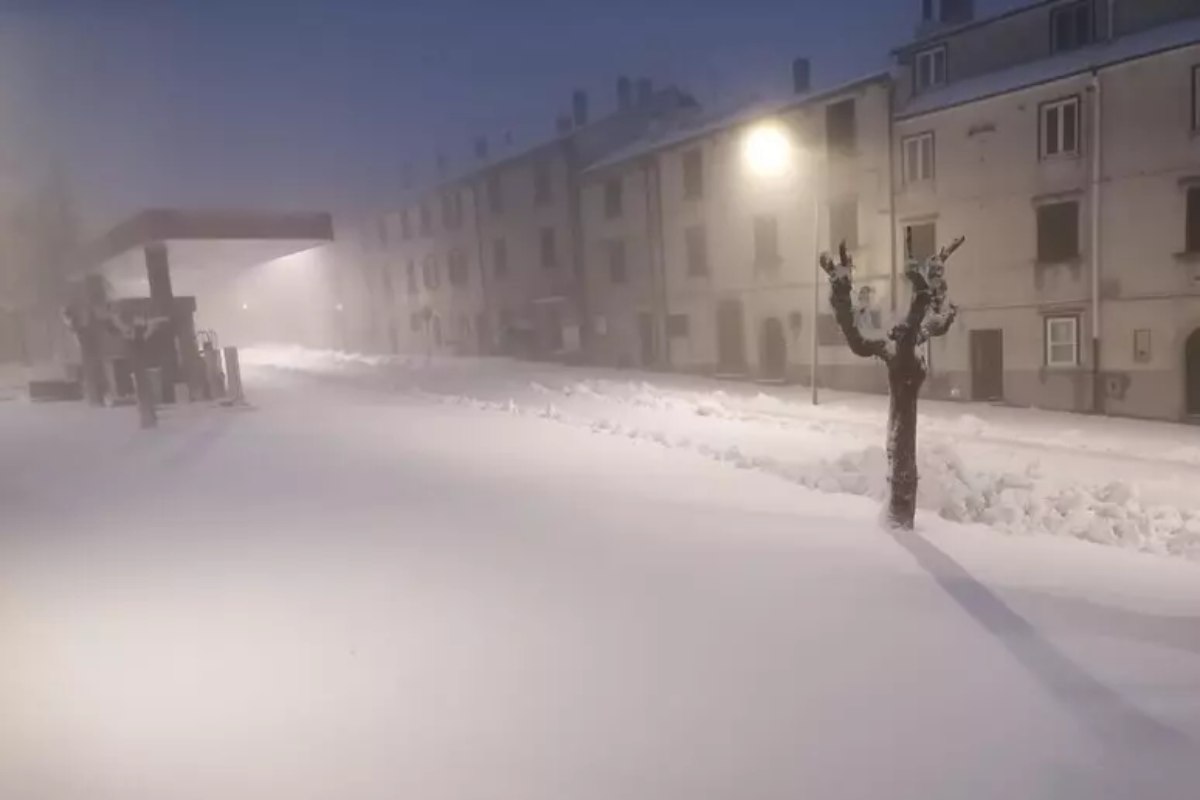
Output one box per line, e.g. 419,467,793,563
902,132,935,184
400,209,412,240
604,178,623,219
534,162,552,206
419,204,432,236
381,266,394,298
1037,201,1080,263
685,224,709,276
447,250,469,286
1192,65,1200,132
1133,329,1152,364
922,0,934,21
540,227,557,268
406,260,418,294
487,173,504,214
1045,315,1079,367
607,240,627,284
905,221,937,262
829,196,859,249
914,46,947,94
422,255,439,290
826,99,857,155
667,314,690,337
753,215,781,268
1051,1,1093,53
1187,187,1200,253
682,149,704,200
410,312,423,333
442,192,464,230
492,238,508,279
1040,96,1080,158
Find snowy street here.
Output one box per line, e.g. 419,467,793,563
3,358,1200,798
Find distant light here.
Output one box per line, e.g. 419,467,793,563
241,303,249,311
743,122,794,178
335,303,344,312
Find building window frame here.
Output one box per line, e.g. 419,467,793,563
492,238,508,279
1133,328,1152,364
540,227,558,269
829,195,859,249
914,45,947,94
825,98,858,156
1039,95,1081,159
604,177,623,219
753,214,781,271
902,132,935,184
487,173,504,215
682,148,704,200
1050,0,1094,54
422,254,440,290
1045,314,1080,368
1036,199,1081,264
606,239,627,284
685,224,709,277
1192,65,1200,133
447,249,469,287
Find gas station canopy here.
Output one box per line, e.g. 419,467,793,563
80,208,335,292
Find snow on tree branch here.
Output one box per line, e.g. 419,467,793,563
819,242,891,363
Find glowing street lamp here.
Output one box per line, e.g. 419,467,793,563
741,119,823,405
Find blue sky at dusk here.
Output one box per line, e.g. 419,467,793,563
0,0,1021,231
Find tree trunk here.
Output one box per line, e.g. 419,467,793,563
886,353,925,529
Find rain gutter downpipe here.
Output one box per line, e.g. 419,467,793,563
1090,68,1104,414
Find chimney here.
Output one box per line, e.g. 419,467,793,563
503,130,514,146
636,77,653,106
474,137,489,160
918,0,974,35
555,114,573,135
572,89,589,126
617,76,632,111
792,57,811,94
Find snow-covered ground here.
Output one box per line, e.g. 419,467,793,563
3,357,1199,799
244,345,1200,560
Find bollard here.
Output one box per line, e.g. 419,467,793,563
133,365,158,429
223,346,245,405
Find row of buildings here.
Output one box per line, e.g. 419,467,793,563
313,0,1200,422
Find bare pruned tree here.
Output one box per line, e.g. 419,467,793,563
820,236,965,529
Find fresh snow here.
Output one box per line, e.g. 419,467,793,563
3,353,1199,798
244,345,1200,560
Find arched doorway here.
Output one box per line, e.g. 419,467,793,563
1186,328,1200,418
716,300,746,374
760,317,787,381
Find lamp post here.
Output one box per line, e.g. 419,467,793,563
742,120,822,404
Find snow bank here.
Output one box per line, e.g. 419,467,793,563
243,347,1200,560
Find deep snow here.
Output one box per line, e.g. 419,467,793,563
3,359,1199,799
244,346,1200,560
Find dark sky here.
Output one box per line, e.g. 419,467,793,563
0,0,1020,232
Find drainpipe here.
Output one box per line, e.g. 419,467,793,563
643,157,671,368
887,82,899,315
1089,69,1104,414
471,181,491,354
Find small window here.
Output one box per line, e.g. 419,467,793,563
1037,201,1080,263
829,196,859,249
534,162,552,206
607,240,627,283
448,250,469,287
410,312,423,332
419,204,432,236
826,99,857,155
914,46,947,94
1051,1,1093,53
422,254,439,290
1192,65,1200,132
406,259,418,294
1045,315,1079,367
487,173,504,214
594,315,608,336
492,238,508,279
1185,187,1200,253
753,215,781,269
902,132,935,184
1133,329,1152,364
604,178,623,219
685,224,709,276
1040,96,1080,158
441,194,456,229
905,221,937,262
682,149,704,200
400,209,412,240
540,227,557,269
667,314,690,337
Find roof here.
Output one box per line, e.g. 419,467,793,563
898,15,1200,119
585,71,892,174
894,0,1057,54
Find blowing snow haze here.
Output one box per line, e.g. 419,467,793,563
3,1,1200,798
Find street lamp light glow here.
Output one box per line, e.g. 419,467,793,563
742,122,794,178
